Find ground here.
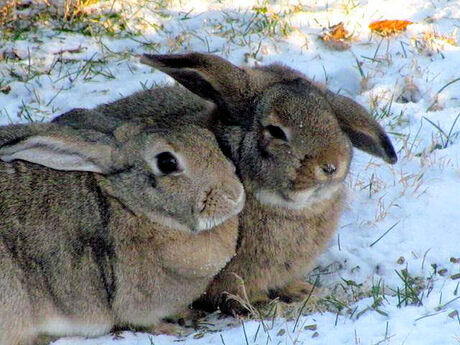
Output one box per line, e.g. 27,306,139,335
0,0,459,344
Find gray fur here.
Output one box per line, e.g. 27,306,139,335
53,53,397,315
0,117,244,344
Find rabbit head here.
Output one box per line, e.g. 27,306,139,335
141,53,397,209
0,120,244,231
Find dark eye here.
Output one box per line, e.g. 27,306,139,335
156,152,179,175
265,125,288,142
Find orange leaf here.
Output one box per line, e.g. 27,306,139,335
320,22,351,50
369,20,413,36
327,22,349,40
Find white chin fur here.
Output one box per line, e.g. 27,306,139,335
255,184,341,210
145,212,191,232
196,216,227,231
196,189,245,231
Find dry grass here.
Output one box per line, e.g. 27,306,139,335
0,0,134,38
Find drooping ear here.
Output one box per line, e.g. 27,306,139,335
0,123,60,147
0,126,117,173
325,92,397,164
140,53,250,123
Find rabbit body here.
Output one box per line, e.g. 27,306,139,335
203,185,345,311
0,123,243,344
53,53,397,315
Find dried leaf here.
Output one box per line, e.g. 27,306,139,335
53,46,86,55
0,85,11,94
277,329,286,336
448,310,458,319
369,19,413,37
326,22,350,40
438,268,448,276
3,49,22,60
320,22,351,50
304,324,317,331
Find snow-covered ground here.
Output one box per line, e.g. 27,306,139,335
1,0,459,344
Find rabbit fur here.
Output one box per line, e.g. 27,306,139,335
53,52,397,315
0,119,244,344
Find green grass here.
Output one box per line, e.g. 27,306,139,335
423,112,460,150
0,0,141,39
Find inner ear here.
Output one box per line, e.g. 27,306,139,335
0,132,117,173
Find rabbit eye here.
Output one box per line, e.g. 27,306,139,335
156,152,179,175
265,125,288,142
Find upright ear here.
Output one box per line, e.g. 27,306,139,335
0,125,117,173
140,53,250,123
325,92,397,164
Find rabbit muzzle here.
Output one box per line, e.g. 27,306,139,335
293,160,349,190
254,181,342,210
195,183,245,231
254,146,350,210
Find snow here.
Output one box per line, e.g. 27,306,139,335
1,0,459,344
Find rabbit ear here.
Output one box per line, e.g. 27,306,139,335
141,53,250,123
52,108,122,134
0,123,60,147
326,93,398,164
0,126,117,173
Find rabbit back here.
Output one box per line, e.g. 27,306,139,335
0,161,115,340
53,87,214,131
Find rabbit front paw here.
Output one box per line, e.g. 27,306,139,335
269,280,318,303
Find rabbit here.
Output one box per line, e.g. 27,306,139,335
53,52,397,315
0,117,244,345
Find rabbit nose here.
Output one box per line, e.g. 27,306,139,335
321,163,337,176
314,162,341,182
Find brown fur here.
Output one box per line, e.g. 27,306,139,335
53,53,397,315
203,188,345,311
0,121,243,344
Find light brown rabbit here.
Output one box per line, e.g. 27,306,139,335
0,118,244,345
53,53,397,315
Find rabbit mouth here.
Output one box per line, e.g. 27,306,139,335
196,216,229,231
195,190,245,231
255,183,342,210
